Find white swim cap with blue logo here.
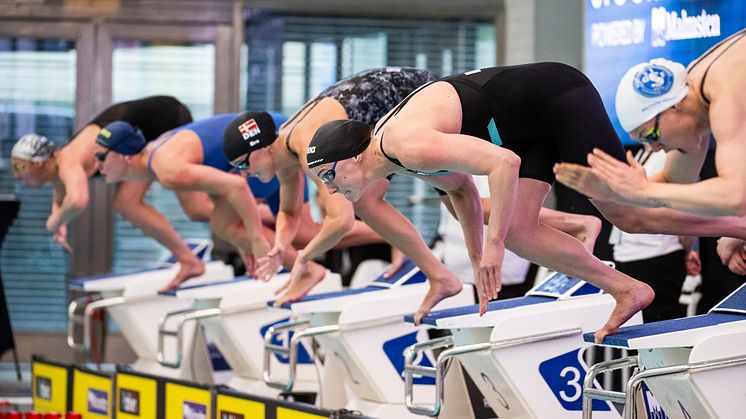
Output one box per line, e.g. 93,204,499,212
615,58,688,132
11,133,56,163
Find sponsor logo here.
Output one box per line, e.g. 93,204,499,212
633,64,674,97
36,376,52,400
183,401,207,419
651,7,721,47
590,0,664,10
87,388,109,415
220,411,244,419
249,139,260,147
119,388,140,415
307,146,316,154
238,119,261,140
539,349,611,411
641,382,670,419
100,128,112,138
590,19,646,48
382,330,435,385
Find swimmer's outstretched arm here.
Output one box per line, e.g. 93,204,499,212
592,199,746,240
391,126,520,311
47,163,89,233
157,162,269,254
272,167,306,252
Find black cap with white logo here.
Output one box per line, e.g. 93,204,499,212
222,111,278,165
307,119,372,169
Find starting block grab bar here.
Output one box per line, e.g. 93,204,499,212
156,303,266,368
404,328,583,417
67,295,101,352
67,296,125,357
262,316,406,392
582,354,746,419
263,320,340,392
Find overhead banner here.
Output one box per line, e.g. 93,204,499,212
584,0,746,143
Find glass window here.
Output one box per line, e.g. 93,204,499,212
0,37,76,331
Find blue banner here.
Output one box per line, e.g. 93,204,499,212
584,0,746,143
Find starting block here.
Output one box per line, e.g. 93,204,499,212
583,282,746,419
403,267,642,418
157,270,342,397
66,240,234,380
263,259,474,418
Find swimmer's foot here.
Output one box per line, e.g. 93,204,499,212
413,274,463,325
274,262,327,307
159,257,205,292
594,281,654,343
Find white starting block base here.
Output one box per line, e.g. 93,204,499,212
275,259,474,419
69,261,234,382
170,271,342,397
409,270,641,418
585,282,746,419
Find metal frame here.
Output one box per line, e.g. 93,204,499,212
66,295,125,360
582,353,746,419
156,302,263,368
262,318,314,392
404,327,583,417
262,315,406,392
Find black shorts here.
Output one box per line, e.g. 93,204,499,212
443,63,626,184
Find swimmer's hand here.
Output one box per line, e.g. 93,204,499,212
51,225,73,254
554,162,620,201
476,245,504,315
586,149,650,205
257,244,284,281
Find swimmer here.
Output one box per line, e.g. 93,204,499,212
10,96,203,285
306,63,655,341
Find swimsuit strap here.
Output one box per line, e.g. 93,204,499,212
147,131,177,173
284,98,322,157
688,28,746,106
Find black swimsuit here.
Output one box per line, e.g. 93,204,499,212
379,62,627,184
87,95,193,141
78,96,193,177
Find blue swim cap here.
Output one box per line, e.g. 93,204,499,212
96,121,147,155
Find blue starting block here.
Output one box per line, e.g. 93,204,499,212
402,267,639,418
582,282,746,419
263,259,473,418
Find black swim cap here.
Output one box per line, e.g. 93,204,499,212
307,120,371,169
222,112,277,165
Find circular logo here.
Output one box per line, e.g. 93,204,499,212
633,64,674,98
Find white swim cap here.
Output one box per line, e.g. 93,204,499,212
615,58,688,133
11,134,56,163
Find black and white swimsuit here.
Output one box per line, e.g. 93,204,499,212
316,67,437,125
284,67,437,157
